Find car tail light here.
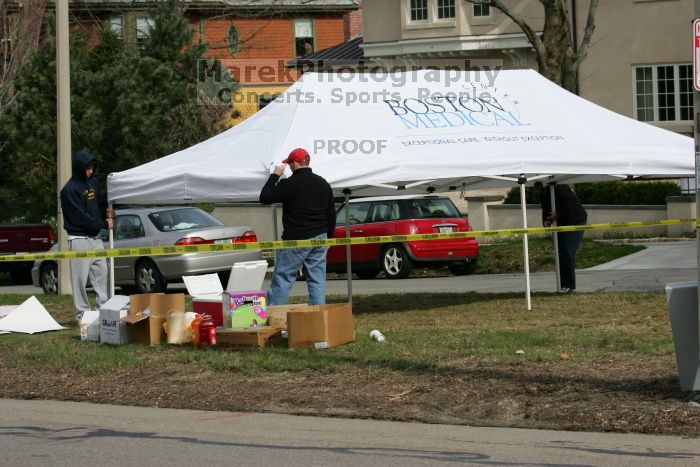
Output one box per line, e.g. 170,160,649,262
48,230,55,244
234,230,257,243
175,237,214,246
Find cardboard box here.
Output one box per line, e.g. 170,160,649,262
99,295,130,345
216,326,281,349
120,293,184,345
224,291,267,328
287,303,354,349
266,304,313,329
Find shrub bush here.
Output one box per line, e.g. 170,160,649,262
504,181,681,205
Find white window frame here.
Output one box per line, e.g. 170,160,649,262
472,2,492,18
108,15,124,38
136,16,154,46
408,0,430,23
633,63,693,124
436,0,456,20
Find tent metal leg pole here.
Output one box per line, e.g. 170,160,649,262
108,203,115,298
344,190,353,306
550,184,561,291
520,179,532,311
272,204,279,241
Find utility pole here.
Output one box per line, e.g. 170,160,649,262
695,0,700,361
56,0,72,294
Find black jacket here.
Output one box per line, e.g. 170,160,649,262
60,151,108,237
541,184,588,226
259,167,336,240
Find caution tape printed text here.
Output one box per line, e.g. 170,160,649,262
0,218,696,263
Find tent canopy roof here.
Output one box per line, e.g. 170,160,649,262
108,69,693,204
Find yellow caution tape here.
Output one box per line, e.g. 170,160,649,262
0,218,696,263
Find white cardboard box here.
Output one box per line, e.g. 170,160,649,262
99,295,130,345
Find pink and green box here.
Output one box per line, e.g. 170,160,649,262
223,291,267,328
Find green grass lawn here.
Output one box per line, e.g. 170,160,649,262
474,237,645,274
0,291,672,376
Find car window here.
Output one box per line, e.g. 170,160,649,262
369,202,400,223
336,202,371,226
407,198,461,219
148,208,223,232
115,215,145,240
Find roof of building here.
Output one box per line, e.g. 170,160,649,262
55,1,359,11
288,35,369,67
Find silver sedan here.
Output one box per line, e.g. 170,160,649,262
32,206,262,294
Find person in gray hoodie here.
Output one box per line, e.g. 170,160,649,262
60,150,114,321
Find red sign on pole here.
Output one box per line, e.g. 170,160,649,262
694,19,700,91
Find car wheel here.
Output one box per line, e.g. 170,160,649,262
135,259,167,293
40,263,58,295
381,245,412,279
356,269,379,280
10,267,33,285
448,259,478,276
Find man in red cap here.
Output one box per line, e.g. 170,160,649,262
259,148,336,305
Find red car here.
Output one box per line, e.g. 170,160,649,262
327,195,479,279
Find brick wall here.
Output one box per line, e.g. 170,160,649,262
343,3,363,40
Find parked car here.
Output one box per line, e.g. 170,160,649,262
33,206,261,294
0,224,55,285
326,195,479,279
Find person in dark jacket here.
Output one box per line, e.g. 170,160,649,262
60,150,113,320
538,182,588,293
259,148,335,305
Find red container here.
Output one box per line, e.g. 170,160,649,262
199,315,217,347
192,299,224,327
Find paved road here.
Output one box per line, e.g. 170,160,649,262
1,399,699,466
1,241,696,297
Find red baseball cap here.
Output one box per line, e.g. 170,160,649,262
282,148,310,164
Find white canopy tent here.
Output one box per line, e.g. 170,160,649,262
107,69,694,308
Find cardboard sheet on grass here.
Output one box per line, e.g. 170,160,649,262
0,296,65,334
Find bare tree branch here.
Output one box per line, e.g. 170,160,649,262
575,0,599,65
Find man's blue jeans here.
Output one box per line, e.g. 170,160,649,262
268,233,328,305
557,228,585,290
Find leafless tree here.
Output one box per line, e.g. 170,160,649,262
0,0,46,119
465,0,599,93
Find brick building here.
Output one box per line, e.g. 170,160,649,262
2,0,359,123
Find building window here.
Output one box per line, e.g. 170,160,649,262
410,0,429,22
227,23,240,55
294,18,314,57
473,2,491,17
437,0,456,19
136,17,154,48
634,64,692,123
108,15,124,38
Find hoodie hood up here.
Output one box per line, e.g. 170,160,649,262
72,150,97,181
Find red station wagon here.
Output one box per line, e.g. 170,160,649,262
326,195,479,279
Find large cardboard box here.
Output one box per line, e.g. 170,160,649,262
267,304,313,329
217,326,281,348
99,295,130,345
120,293,184,345
287,303,354,349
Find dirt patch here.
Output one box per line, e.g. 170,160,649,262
3,354,699,435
